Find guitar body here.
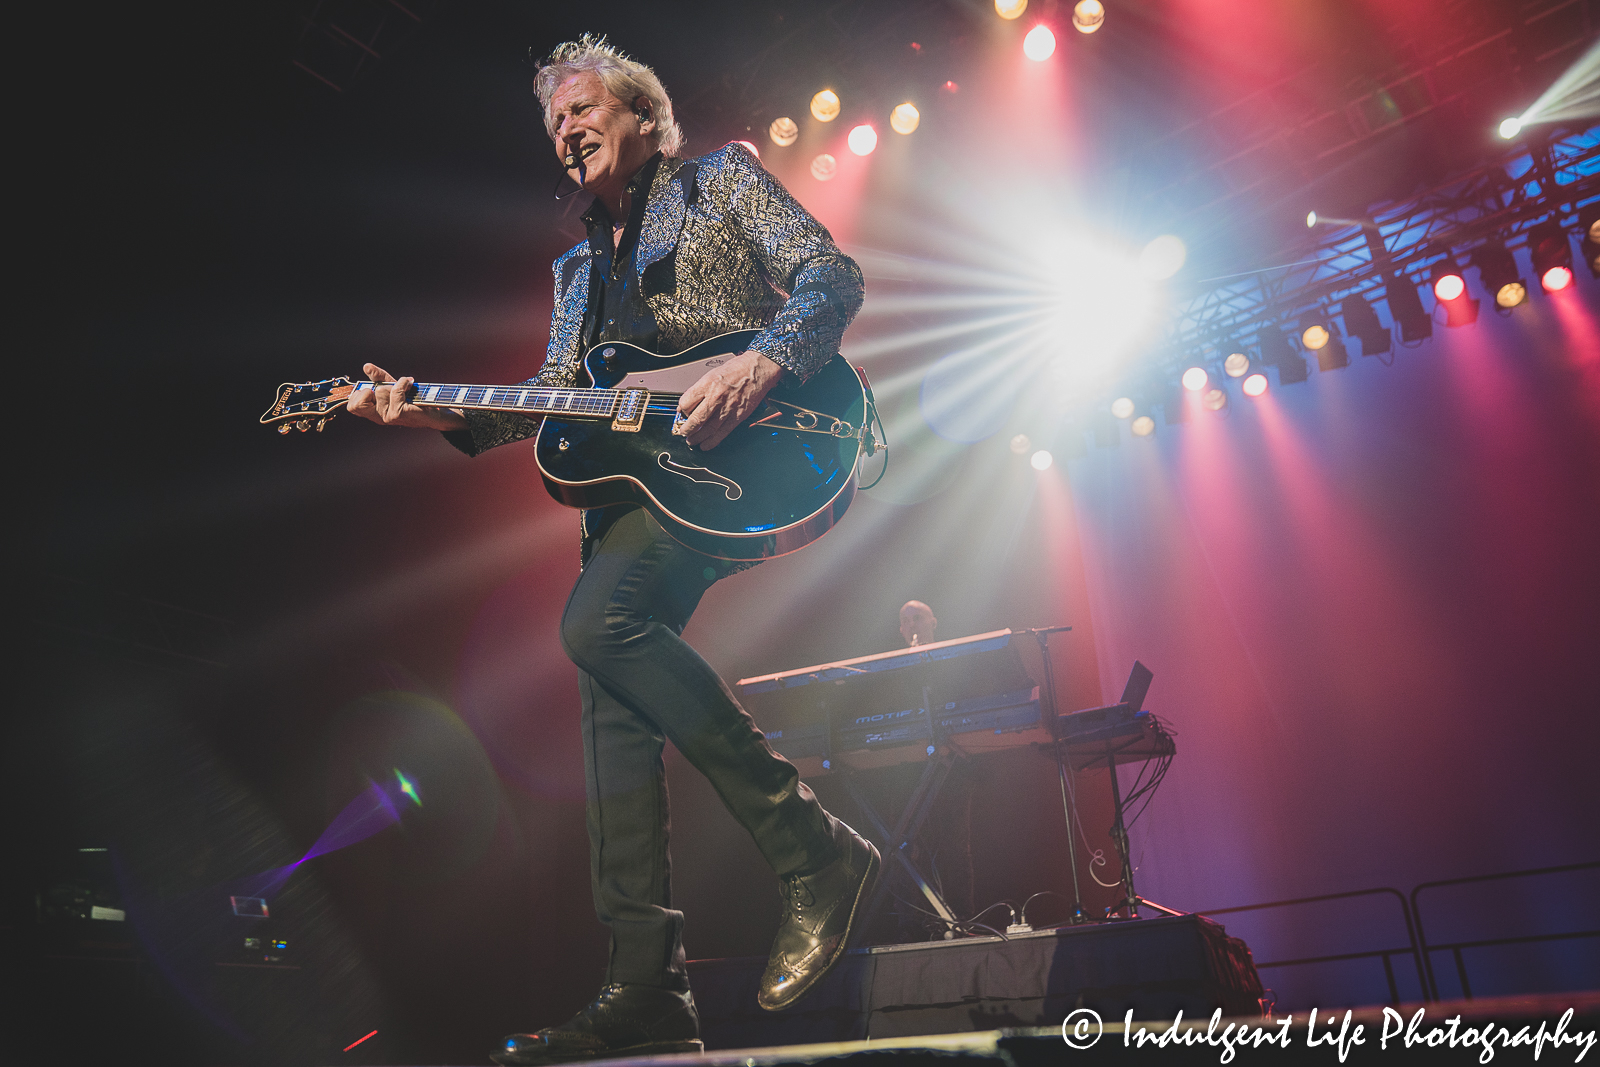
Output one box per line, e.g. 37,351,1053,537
533,331,867,561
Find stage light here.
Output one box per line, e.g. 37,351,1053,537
847,124,878,156
1432,267,1465,301
1499,117,1522,139
1201,385,1227,411
1031,449,1054,470
1139,235,1187,280
769,117,799,146
735,140,761,159
1339,295,1391,355
1530,220,1574,292
1111,397,1135,419
1131,416,1155,437
1073,0,1105,33
1182,366,1208,391
1306,211,1318,228
890,103,920,134
1300,321,1330,350
1243,373,1268,397
1259,326,1308,384
1224,351,1250,377
810,90,841,122
1024,24,1056,61
1010,433,1032,454
810,153,838,181
996,0,1027,18
1316,330,1350,371
1581,205,1600,278
943,80,959,93
1386,278,1432,343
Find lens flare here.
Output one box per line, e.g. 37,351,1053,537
810,153,838,181
810,89,841,122
890,103,920,134
1023,24,1056,61
1030,449,1054,470
847,124,878,156
1131,415,1155,437
1010,433,1032,453
1433,274,1465,301
1073,0,1105,33
1111,396,1135,419
1139,235,1187,280
1182,366,1208,391
769,117,798,146
1243,373,1268,397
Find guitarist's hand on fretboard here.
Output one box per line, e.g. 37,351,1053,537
674,350,785,450
347,363,468,432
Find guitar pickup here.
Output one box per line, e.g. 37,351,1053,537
611,388,649,432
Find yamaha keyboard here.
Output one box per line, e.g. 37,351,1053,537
736,631,1173,775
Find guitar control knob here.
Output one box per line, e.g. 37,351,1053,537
558,438,570,451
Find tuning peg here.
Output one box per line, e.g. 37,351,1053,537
297,418,312,432
277,424,291,434
315,417,328,432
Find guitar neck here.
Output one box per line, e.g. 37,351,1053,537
349,380,680,422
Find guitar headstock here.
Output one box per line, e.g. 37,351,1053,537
262,377,358,433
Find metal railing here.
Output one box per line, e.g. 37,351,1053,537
1410,860,1600,1002
1198,888,1425,1006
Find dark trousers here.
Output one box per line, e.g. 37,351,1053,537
559,507,839,991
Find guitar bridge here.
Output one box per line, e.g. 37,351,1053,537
611,388,649,432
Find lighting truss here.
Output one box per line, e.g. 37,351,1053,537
1156,124,1600,383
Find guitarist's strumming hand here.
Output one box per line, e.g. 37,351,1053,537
346,363,468,431
675,350,785,450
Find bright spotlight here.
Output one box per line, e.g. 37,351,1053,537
1472,244,1526,308
1030,449,1054,470
1073,0,1105,33
1023,24,1056,61
1111,397,1135,419
995,0,1027,19
1131,415,1155,437
847,124,878,156
1182,366,1208,391
1433,273,1464,301
1306,211,1318,228
1010,433,1032,454
810,90,841,122
1497,281,1528,307
1224,351,1250,378
734,140,761,159
1243,373,1268,397
1499,116,1523,139
769,117,799,146
1139,235,1187,280
890,103,920,134
1301,323,1330,350
1531,221,1574,292
810,153,838,181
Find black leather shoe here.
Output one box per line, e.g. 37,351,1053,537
758,820,880,1011
491,983,702,1065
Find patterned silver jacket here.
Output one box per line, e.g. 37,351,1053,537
451,143,864,456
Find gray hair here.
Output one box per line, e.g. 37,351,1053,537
534,35,684,159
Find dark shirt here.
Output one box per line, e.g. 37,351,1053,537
580,153,662,355
578,153,663,555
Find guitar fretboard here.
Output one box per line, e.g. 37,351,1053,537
351,381,680,420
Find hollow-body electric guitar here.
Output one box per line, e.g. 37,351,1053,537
262,330,876,561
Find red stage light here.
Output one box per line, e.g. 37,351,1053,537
1182,366,1208,391
1542,265,1574,292
1433,273,1465,301
1243,373,1268,397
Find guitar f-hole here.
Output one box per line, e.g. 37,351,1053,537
657,454,743,500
